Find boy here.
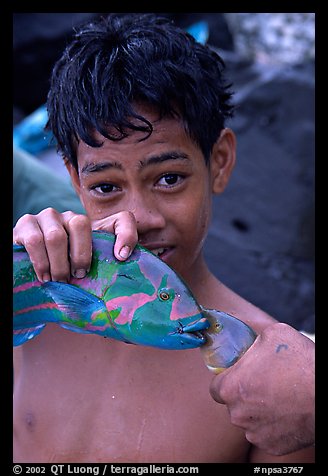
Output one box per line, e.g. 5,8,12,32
13,13,314,463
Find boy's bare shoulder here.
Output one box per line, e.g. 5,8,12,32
199,273,278,334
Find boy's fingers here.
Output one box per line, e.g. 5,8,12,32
14,209,137,285
92,211,138,261
62,212,92,278
36,209,70,282
112,213,139,261
13,214,52,283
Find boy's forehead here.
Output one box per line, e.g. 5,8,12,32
76,113,198,165
104,102,180,137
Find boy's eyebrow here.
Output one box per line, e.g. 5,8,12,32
81,161,123,175
140,151,190,167
80,151,190,175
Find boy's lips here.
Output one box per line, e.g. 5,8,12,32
140,243,174,261
150,247,170,258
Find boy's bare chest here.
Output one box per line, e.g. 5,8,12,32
13,329,249,463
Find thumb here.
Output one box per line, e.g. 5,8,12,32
209,368,231,404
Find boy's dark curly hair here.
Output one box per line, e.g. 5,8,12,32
46,13,234,170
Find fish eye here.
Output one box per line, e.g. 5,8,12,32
159,289,172,301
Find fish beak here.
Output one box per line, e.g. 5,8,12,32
177,316,210,345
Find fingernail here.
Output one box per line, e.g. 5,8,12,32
119,245,131,259
42,274,51,282
73,269,87,278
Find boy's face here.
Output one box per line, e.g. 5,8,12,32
67,104,235,281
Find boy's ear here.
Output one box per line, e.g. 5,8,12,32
210,128,236,194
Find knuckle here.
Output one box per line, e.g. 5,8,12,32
261,322,291,342
273,322,291,332
24,232,44,249
67,214,90,231
229,413,239,427
116,213,138,239
14,213,36,232
229,408,244,427
44,228,67,246
38,207,60,219
15,213,33,225
121,210,137,222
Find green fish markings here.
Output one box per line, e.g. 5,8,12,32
13,230,256,370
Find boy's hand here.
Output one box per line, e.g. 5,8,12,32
209,322,315,455
13,208,138,282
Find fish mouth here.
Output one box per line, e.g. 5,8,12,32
174,317,210,345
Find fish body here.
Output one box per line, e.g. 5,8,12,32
13,231,209,349
13,230,256,369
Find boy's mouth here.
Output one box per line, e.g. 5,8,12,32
138,241,174,262
151,248,169,258
144,246,174,262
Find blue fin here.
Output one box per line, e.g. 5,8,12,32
13,243,26,252
13,324,46,346
42,282,107,332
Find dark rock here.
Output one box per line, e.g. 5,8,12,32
13,13,106,114
205,60,315,331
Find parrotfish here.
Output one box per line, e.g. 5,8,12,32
13,230,256,369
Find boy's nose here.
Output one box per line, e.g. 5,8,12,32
125,193,166,235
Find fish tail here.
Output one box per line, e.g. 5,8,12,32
13,250,70,346
13,323,46,346
13,297,63,346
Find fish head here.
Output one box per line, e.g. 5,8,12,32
104,245,210,350
129,273,210,349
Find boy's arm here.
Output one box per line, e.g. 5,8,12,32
13,209,138,282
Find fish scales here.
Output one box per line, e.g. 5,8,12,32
13,230,209,349
13,230,257,371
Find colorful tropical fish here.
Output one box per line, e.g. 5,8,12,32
13,230,209,349
13,230,256,369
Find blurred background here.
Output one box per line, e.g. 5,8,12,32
13,13,315,335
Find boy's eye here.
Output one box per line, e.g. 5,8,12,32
92,183,119,194
157,174,183,187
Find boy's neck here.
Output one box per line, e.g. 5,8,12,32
181,251,218,304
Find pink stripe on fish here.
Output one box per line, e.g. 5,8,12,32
69,276,108,297
170,292,200,321
106,293,154,325
13,281,42,293
85,322,111,332
14,302,57,315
